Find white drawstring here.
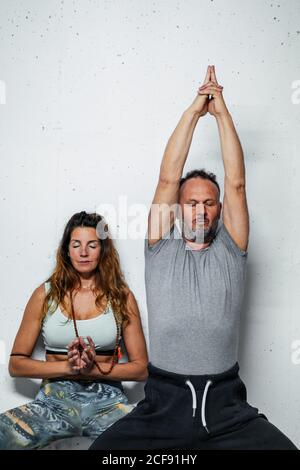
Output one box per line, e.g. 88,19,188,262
185,380,197,417
185,379,213,433
201,380,212,433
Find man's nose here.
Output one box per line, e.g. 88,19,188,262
196,203,206,216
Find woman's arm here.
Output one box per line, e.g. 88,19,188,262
77,290,149,382
9,284,78,379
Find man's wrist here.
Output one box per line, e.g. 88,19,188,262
184,105,204,120
215,110,232,124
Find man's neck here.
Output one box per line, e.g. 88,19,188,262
183,238,211,251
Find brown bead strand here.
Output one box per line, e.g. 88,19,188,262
70,292,122,376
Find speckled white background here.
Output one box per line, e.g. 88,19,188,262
0,0,299,449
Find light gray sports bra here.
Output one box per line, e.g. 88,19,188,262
41,282,119,355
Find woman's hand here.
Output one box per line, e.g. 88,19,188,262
78,336,96,375
67,336,96,374
197,65,229,118
67,338,81,373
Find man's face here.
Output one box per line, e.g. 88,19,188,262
179,177,222,243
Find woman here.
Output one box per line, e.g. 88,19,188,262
0,211,148,449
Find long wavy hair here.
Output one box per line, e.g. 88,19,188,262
42,211,130,327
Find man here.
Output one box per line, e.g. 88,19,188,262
90,66,297,450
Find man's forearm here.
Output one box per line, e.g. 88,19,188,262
160,107,202,183
216,112,246,187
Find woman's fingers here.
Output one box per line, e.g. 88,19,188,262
81,356,89,368
67,337,96,371
67,338,78,350
87,336,95,349
67,344,91,370
79,336,88,351
68,351,79,367
80,355,91,369
68,349,78,359
69,356,79,368
87,348,96,362
82,348,95,364
86,337,96,359
68,349,82,371
82,347,91,360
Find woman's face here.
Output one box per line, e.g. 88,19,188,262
68,226,101,274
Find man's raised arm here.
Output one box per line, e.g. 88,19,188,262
198,65,249,252
148,66,223,246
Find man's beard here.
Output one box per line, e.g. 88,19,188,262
181,217,219,244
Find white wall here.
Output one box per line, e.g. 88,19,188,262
0,0,299,448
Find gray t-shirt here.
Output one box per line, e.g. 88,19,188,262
144,219,248,374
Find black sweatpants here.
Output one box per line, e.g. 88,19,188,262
89,361,298,450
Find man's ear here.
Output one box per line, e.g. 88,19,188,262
219,201,222,216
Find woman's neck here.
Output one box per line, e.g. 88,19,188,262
77,272,97,288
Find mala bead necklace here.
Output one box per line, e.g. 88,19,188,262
70,291,122,376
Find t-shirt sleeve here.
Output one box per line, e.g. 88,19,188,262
217,222,248,257
144,223,176,257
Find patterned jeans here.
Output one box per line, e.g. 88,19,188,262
0,378,133,450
